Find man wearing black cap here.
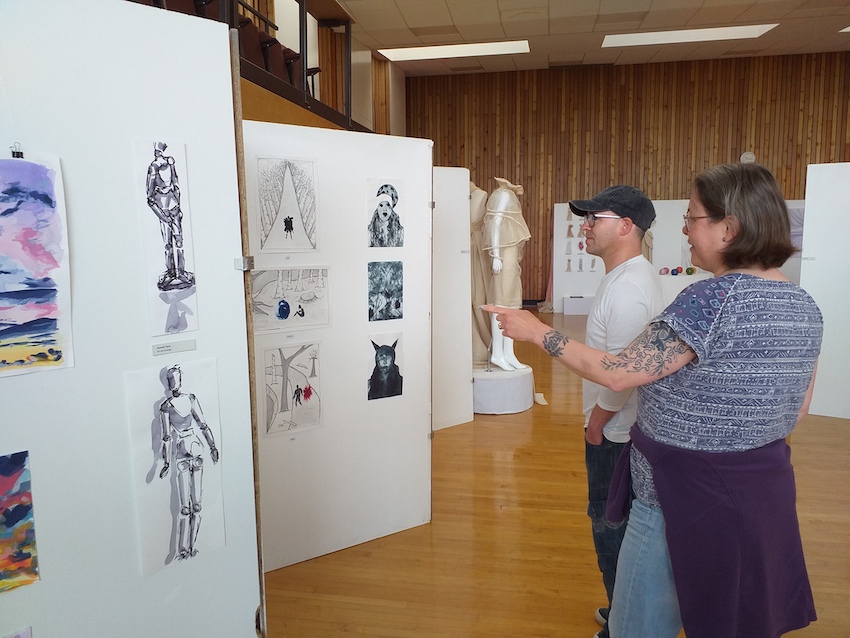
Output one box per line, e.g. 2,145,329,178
568,185,666,638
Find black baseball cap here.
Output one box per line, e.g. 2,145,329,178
568,185,656,231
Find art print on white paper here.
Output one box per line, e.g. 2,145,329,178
0,157,74,375
134,140,199,337
367,260,403,321
2,629,32,638
125,358,225,574
251,267,329,333
262,342,322,435
366,178,405,247
367,333,403,400
256,158,317,252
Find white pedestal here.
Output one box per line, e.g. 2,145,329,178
562,295,595,315
472,366,534,414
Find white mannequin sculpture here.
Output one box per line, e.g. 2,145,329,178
483,178,531,371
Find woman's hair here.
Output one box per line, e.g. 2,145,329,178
693,163,796,269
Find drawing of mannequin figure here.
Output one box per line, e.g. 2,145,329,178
483,177,531,371
158,364,219,560
146,142,195,291
469,181,493,367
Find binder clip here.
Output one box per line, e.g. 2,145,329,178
10,143,24,158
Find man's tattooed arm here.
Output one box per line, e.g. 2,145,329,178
601,323,691,378
542,330,569,358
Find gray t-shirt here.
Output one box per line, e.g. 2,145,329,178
631,274,823,505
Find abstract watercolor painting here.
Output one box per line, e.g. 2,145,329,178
0,451,39,593
262,342,322,435
367,261,403,321
2,628,31,638
135,140,199,337
125,358,225,574
0,157,73,376
367,333,403,400
250,267,329,333
366,179,405,247
257,158,317,252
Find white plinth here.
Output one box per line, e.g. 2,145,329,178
472,366,534,414
562,295,595,315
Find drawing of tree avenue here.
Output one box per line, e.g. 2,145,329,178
263,343,321,434
257,158,317,252
250,267,329,332
367,260,403,321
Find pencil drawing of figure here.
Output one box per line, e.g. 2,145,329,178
264,344,322,434
367,183,404,247
146,142,195,291
157,364,219,560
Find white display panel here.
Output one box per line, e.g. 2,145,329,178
800,163,850,418
432,167,474,430
0,1,260,637
243,121,433,569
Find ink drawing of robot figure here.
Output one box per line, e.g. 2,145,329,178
158,364,218,560
146,142,196,291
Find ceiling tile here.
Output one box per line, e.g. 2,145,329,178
478,55,519,71
450,1,501,25
735,0,801,21
455,22,508,39
582,48,620,64
600,0,653,14
346,0,407,29
549,0,601,18
648,43,701,63
513,52,550,69
688,4,751,26
550,14,597,34
395,0,454,28
615,47,660,65
369,27,421,46
640,0,702,29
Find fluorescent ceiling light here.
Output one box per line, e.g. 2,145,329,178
840,26,850,33
379,40,529,62
602,24,778,48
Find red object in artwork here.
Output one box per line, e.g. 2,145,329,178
303,385,313,401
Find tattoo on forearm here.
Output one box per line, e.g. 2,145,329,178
542,330,569,358
601,323,689,377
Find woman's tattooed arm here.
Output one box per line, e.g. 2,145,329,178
542,330,569,357
601,323,691,378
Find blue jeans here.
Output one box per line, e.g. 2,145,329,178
609,499,682,638
585,437,627,638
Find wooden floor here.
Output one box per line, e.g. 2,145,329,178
264,312,850,637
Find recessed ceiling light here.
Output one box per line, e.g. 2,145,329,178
602,24,778,48
378,40,529,62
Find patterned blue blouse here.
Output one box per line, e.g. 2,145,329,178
631,274,823,506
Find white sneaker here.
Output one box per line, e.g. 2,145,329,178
595,607,609,627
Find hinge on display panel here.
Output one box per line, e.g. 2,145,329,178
235,256,255,271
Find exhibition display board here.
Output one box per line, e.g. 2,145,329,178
242,121,433,569
432,167,474,430
800,163,850,419
0,1,261,636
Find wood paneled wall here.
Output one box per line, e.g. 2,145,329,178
372,56,391,134
406,53,850,300
317,27,345,111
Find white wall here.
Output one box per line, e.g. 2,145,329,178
800,163,850,419
351,40,374,130
389,63,407,136
0,1,260,636
432,167,474,430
